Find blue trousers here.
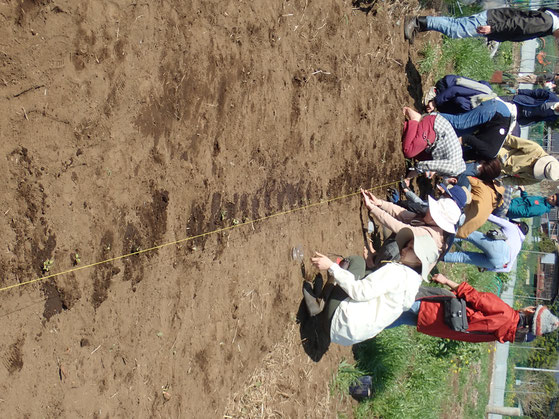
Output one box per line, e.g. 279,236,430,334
440,99,510,136
426,11,488,39
443,231,510,270
385,300,421,329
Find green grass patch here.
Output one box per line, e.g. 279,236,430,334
418,36,514,82
329,325,491,418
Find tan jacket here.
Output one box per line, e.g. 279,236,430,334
498,135,547,186
457,177,504,238
368,200,445,254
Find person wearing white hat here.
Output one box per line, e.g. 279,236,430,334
307,228,439,346
499,135,559,186
360,188,461,258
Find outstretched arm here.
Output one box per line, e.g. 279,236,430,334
431,273,459,291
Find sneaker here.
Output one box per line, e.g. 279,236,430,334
423,86,436,106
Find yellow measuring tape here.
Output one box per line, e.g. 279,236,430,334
0,181,400,293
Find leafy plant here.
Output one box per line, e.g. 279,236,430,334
42,258,54,273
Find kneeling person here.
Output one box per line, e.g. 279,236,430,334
308,228,439,346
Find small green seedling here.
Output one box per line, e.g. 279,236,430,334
232,218,240,225
42,259,54,273
220,210,228,221
74,253,81,265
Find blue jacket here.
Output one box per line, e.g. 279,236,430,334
435,75,493,114
506,191,553,219
513,89,559,125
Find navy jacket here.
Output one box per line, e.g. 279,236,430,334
513,89,559,125
434,75,493,114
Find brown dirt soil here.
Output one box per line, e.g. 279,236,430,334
0,0,439,417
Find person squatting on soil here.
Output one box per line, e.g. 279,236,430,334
450,176,504,239
392,179,470,217
443,215,528,273
506,186,559,219
404,7,559,44
498,135,559,186
360,188,461,256
424,75,496,115
401,106,466,177
437,98,514,161
306,227,439,346
386,274,559,344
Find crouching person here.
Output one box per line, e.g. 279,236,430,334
306,228,439,346
386,274,559,343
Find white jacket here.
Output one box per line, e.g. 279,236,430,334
328,262,423,346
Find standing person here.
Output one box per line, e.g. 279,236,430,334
386,274,559,343
404,8,559,44
307,228,439,346
499,135,559,186
508,88,559,126
444,215,527,273
506,186,559,219
401,107,466,177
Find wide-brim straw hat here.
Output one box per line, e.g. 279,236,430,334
533,156,559,180
395,227,439,281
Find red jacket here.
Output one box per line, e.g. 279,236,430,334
416,282,519,343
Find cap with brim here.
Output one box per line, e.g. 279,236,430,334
438,184,469,210
395,227,439,281
533,156,559,180
532,305,559,336
427,196,461,234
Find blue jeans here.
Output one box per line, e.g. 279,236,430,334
440,99,510,135
385,300,421,329
426,11,488,39
462,161,479,177
443,231,510,270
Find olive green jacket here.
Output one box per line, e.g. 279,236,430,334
498,135,547,186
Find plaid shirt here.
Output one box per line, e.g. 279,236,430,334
416,114,466,176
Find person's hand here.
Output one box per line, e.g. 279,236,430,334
431,273,448,286
446,177,458,185
311,252,334,271
425,171,435,179
476,25,492,35
403,106,421,122
518,185,525,191
425,100,435,113
360,188,382,210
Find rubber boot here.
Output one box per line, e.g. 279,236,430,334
404,16,428,44
303,282,325,316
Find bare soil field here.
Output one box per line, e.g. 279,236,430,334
0,0,438,417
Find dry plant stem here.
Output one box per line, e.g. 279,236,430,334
12,84,45,98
